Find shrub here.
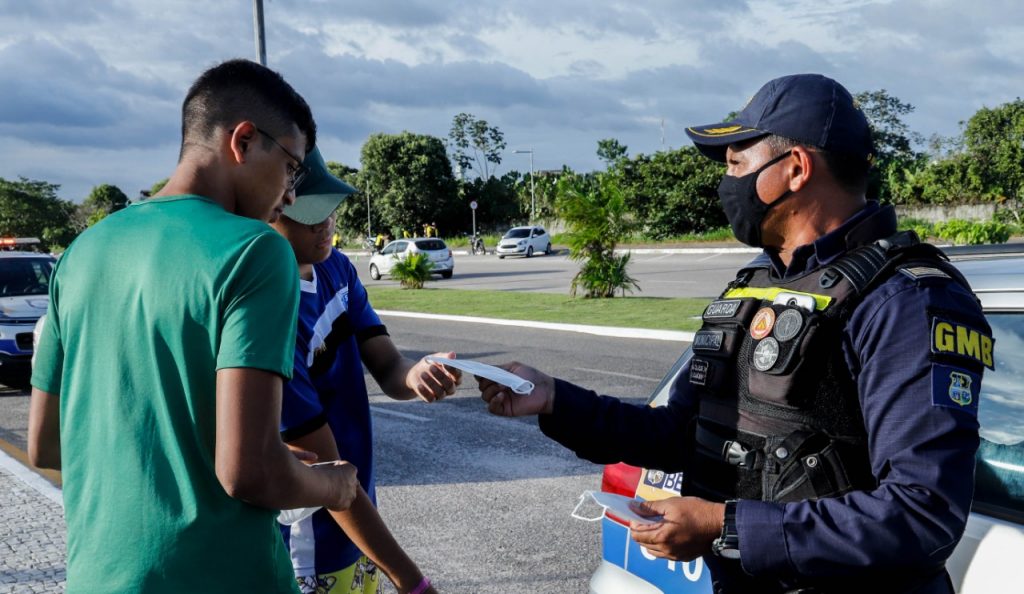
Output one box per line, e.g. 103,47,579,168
933,219,1011,245
556,173,639,298
389,253,434,289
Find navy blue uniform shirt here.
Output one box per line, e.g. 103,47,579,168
539,202,989,591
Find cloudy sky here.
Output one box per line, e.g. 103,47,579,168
1,0,1022,201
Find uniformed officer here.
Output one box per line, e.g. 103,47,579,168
477,74,992,594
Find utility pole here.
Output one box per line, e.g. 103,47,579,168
253,0,267,66
366,183,372,239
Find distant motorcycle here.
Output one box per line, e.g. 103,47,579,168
470,234,486,256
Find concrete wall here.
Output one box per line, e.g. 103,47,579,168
895,204,997,223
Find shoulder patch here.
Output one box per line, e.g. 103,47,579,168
900,266,951,281
931,364,981,415
931,316,995,370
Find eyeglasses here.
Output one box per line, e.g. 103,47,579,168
240,126,309,191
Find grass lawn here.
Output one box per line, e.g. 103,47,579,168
366,286,710,332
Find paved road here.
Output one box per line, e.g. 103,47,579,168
349,250,755,299
0,316,689,593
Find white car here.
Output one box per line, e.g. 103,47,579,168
368,238,454,280
589,246,1024,594
0,248,55,389
496,226,552,258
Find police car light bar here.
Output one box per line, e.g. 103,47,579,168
0,237,41,248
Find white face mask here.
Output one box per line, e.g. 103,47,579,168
570,490,663,525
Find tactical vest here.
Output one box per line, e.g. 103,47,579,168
685,228,970,507
687,208,972,594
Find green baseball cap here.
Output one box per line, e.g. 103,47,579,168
282,146,358,224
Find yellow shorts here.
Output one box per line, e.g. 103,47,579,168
295,556,381,594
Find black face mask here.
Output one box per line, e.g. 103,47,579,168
717,150,794,248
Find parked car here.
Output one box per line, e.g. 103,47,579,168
589,247,1024,594
496,226,552,258
368,238,454,280
0,247,55,389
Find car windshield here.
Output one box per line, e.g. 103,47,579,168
0,258,53,297
974,311,1024,519
414,239,446,251
504,228,530,239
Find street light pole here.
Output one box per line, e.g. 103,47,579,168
366,183,372,239
252,0,267,66
514,149,535,221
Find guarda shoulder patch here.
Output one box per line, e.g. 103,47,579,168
899,266,951,282
931,316,995,370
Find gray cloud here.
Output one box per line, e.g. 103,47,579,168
0,0,1020,202
0,37,179,148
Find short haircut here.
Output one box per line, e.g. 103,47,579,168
763,134,871,195
179,59,316,160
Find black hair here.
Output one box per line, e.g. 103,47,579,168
763,134,871,195
179,59,316,160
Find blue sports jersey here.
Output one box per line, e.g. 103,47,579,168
280,250,387,575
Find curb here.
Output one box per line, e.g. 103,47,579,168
0,445,63,507
376,310,695,342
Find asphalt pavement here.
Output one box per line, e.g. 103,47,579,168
350,249,756,299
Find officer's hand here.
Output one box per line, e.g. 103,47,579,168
477,361,554,417
627,497,724,562
407,352,462,402
317,461,360,512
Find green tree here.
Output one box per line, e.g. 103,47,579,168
963,99,1024,219
460,173,523,232
615,147,726,239
889,154,983,206
448,113,507,179
0,177,78,251
360,132,459,236
596,138,628,167
556,172,638,298
81,183,129,227
854,90,924,203
325,162,369,240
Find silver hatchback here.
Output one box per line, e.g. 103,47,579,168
368,238,454,280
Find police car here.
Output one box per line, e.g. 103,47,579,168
0,239,54,389
588,247,1024,594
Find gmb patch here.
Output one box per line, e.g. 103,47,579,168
931,364,981,415
931,316,995,370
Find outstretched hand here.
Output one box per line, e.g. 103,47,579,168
477,361,555,417
407,351,462,402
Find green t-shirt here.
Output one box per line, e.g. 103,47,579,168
32,195,301,593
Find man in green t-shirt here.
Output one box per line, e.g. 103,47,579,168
28,59,358,594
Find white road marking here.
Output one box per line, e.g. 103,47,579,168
370,406,432,422
577,367,658,382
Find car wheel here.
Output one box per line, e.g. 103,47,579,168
545,243,552,255
526,246,534,258
441,271,453,279
0,372,31,391
498,255,505,259
369,264,381,280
